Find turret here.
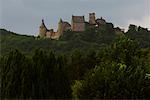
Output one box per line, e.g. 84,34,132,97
89,13,96,25
39,19,47,37
58,18,63,35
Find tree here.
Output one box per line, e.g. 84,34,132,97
68,50,87,80
52,54,72,98
32,49,72,99
72,37,148,99
1,50,30,98
111,36,139,66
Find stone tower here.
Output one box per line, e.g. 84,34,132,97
39,19,47,37
89,13,96,25
71,15,85,31
58,18,63,36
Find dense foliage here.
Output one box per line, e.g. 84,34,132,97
72,37,150,99
0,25,150,99
0,23,116,56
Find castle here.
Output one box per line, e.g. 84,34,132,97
39,13,106,39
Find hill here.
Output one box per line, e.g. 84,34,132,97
1,25,150,99
0,25,150,56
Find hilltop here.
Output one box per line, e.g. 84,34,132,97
38,13,123,39
0,24,150,56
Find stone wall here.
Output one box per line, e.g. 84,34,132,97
39,26,47,37
72,22,85,32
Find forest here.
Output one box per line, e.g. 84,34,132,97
0,24,150,99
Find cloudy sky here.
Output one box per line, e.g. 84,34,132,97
0,0,150,35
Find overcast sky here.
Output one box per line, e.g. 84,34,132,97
0,0,150,36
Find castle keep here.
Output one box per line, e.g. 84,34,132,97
39,13,106,39
71,15,85,32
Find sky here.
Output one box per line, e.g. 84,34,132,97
0,0,150,36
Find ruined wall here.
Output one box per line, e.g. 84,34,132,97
89,13,96,25
96,18,106,27
39,26,47,37
62,23,71,31
39,20,47,37
51,32,60,40
45,31,51,38
58,19,71,36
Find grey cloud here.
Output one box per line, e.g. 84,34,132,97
0,0,149,35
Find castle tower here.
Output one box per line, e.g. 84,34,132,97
71,15,85,31
89,13,96,25
58,18,63,35
39,19,47,37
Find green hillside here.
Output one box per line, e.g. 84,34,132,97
1,24,150,56
0,26,116,56
1,25,150,99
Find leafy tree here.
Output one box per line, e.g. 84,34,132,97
68,50,85,80
1,50,29,98
52,54,72,98
111,36,139,66
32,49,72,99
72,37,149,99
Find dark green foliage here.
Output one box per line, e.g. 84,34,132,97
1,50,31,98
0,26,150,99
0,26,116,56
72,37,150,99
0,49,72,99
1,36,150,99
128,24,138,33
74,62,146,99
67,49,97,81
126,25,150,47
1,25,150,56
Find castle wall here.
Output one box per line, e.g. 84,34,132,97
39,19,47,38
45,31,51,38
96,18,106,27
58,22,63,36
39,26,47,37
62,23,71,31
58,19,71,37
72,23,85,32
51,32,60,40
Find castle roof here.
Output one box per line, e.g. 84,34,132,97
63,21,71,27
40,19,48,30
59,18,71,27
72,16,85,23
